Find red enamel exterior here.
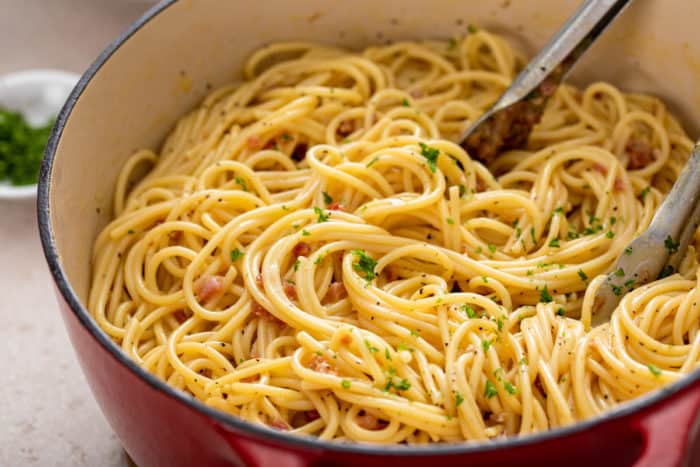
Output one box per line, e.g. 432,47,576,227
56,288,700,467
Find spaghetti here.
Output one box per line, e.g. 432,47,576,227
89,31,699,443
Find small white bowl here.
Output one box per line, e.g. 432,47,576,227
0,69,79,200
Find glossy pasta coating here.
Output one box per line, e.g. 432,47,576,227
89,31,697,443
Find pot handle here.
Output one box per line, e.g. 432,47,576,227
632,386,700,467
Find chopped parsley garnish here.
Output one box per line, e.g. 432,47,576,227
519,357,528,365
614,268,625,277
402,97,410,107
640,186,651,201
467,24,478,34
461,304,477,318
235,176,248,191
351,249,377,282
322,191,333,205
487,243,497,253
530,227,536,244
624,247,633,255
418,142,439,173
385,348,392,361
647,364,661,377
611,284,623,296
556,307,565,316
281,133,292,141
578,269,588,282
230,248,244,261
447,217,455,225
410,329,421,337
484,379,498,398
610,216,617,226
497,317,504,331
658,264,674,279
127,229,135,234
314,207,330,223
397,342,413,352
539,285,553,303
553,206,564,214
341,379,351,389
455,392,464,407
548,238,560,248
482,339,492,352
624,279,635,289
394,379,411,391
664,235,680,254
447,37,458,50
504,381,518,395
293,259,301,271
366,156,379,167
606,231,615,239
364,339,379,353
302,229,311,236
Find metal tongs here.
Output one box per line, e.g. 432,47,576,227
460,0,633,162
591,144,700,326
456,0,700,325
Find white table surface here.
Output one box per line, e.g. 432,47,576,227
0,2,155,465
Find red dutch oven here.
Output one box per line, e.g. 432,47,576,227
37,1,700,466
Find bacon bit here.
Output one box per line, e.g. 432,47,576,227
170,230,183,242
326,282,347,302
291,142,308,161
270,420,289,431
304,410,321,422
173,309,188,323
593,92,603,100
284,282,297,300
309,354,337,375
475,178,486,193
385,267,398,282
488,412,506,425
252,301,280,323
614,177,625,191
327,202,345,211
153,219,164,226
625,138,655,170
195,275,224,301
293,242,311,257
263,139,277,149
356,410,388,430
241,375,258,383
539,79,558,97
337,120,355,136
409,88,424,99
246,135,263,149
255,273,264,289
593,163,607,175
340,334,352,346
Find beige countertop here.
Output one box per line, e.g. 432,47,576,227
0,2,155,465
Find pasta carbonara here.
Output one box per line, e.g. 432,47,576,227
89,30,699,443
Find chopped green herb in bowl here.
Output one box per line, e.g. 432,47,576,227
0,108,53,186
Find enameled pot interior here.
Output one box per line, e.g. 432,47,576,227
40,0,700,455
